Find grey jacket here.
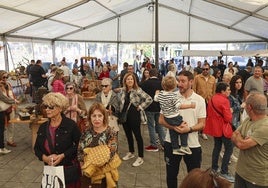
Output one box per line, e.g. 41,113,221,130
119,87,152,112
96,91,120,117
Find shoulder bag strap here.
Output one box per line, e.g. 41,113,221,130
210,97,224,118
126,102,131,112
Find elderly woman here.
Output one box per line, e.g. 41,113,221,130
119,73,152,167
78,102,119,188
0,71,17,154
34,93,81,188
96,78,120,132
64,82,87,124
96,78,119,116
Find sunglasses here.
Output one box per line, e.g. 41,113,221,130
66,87,74,90
43,105,55,110
101,85,109,88
202,68,209,71
2,76,8,79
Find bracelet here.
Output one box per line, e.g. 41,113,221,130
189,127,193,133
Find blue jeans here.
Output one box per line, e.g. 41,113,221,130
145,111,165,147
164,141,202,188
212,136,233,174
165,115,188,149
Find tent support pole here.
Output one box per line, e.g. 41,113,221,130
155,0,159,69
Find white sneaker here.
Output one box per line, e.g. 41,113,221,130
132,157,144,167
172,149,185,155
201,133,208,140
0,148,11,154
122,152,135,161
231,154,238,162
179,146,192,155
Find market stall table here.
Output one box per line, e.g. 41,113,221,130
9,116,48,151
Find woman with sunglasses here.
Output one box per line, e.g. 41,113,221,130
0,71,17,154
96,78,120,132
34,92,81,188
64,82,87,129
1,71,17,147
119,72,152,167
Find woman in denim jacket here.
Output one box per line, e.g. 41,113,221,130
119,72,152,167
229,75,244,129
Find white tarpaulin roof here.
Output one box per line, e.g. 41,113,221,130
0,0,268,43
183,49,268,57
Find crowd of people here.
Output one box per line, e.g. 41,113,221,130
0,55,267,188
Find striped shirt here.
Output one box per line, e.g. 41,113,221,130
154,90,181,118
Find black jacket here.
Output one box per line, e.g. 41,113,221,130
140,77,162,112
34,114,81,166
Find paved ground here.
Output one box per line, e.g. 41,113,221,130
0,120,237,188
0,102,237,187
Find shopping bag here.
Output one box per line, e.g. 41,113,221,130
0,100,11,112
41,165,65,188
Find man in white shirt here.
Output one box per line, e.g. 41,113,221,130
159,70,206,188
60,58,70,83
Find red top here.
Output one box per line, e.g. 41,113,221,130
99,71,110,80
203,93,232,137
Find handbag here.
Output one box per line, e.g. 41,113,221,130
108,115,119,132
211,99,233,138
140,109,147,125
118,103,131,124
0,100,11,112
42,165,66,188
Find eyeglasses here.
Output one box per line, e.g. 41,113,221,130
66,87,74,90
101,85,109,88
43,105,55,110
202,68,209,71
2,76,8,79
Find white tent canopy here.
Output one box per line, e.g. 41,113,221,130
0,0,268,43
183,49,268,57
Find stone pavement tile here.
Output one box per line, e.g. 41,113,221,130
0,168,17,181
0,117,237,188
118,172,136,187
0,181,29,188
136,173,161,187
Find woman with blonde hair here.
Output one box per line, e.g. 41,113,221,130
0,71,17,153
34,92,81,188
0,71,17,147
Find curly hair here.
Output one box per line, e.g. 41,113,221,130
229,75,244,99
42,92,69,111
